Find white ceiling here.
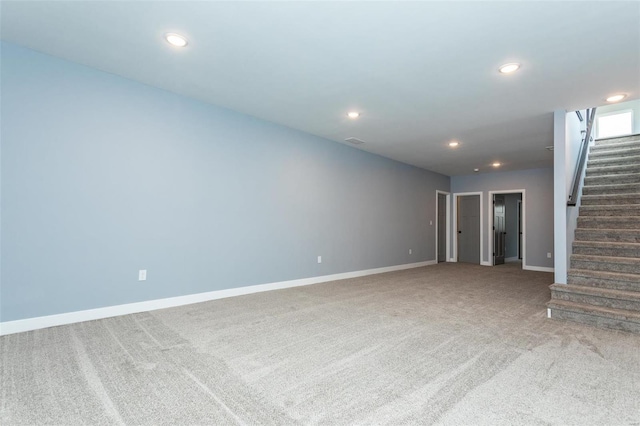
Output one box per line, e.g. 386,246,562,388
2,1,639,176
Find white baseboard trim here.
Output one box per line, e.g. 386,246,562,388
523,265,554,273
506,256,519,262
0,260,437,336
480,261,492,266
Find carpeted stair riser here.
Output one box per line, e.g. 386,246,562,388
551,285,640,311
589,137,640,152
581,194,640,205
572,241,640,258
548,304,640,334
583,173,640,186
571,254,640,275
593,135,640,145
549,299,640,323
575,228,640,243
585,164,640,177
589,147,640,160
568,269,640,292
577,216,640,229
588,155,640,168
579,205,640,216
582,182,640,195
590,143,640,155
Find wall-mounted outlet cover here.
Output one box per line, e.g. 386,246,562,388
409,249,412,254
138,269,147,281
317,256,322,264
345,137,365,145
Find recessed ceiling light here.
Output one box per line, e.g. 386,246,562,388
606,94,627,103
448,141,460,148
474,168,480,172
492,162,502,167
499,63,521,74
347,111,360,119
165,33,188,48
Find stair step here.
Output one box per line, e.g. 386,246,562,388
577,216,640,229
584,172,640,186
547,299,640,333
594,134,640,146
551,284,640,311
579,204,640,216
581,194,640,205
553,135,640,333
589,146,640,160
575,228,640,243
568,269,640,292
582,182,640,195
592,140,640,151
571,254,640,275
588,154,640,168
590,143,640,155
572,240,640,258
586,163,640,176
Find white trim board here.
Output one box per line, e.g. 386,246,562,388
0,260,437,336
523,265,554,273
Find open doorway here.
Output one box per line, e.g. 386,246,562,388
489,190,525,268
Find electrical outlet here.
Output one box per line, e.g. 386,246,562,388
317,256,322,264
138,269,147,281
409,249,412,254
429,220,433,225
547,252,552,258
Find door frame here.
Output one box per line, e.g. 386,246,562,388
488,189,526,267
452,192,483,264
435,190,451,263
517,199,522,260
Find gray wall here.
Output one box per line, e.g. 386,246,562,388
553,110,569,283
451,168,554,269
0,43,450,322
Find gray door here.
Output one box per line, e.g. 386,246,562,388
493,194,506,265
438,193,447,263
457,195,480,264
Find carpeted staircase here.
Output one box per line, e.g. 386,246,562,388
548,133,640,333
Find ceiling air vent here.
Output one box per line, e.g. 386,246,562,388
345,137,365,145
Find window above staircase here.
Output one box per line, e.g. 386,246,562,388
597,110,633,139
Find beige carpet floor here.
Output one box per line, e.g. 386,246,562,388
2,263,639,425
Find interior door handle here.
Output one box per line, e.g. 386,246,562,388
458,231,462,234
